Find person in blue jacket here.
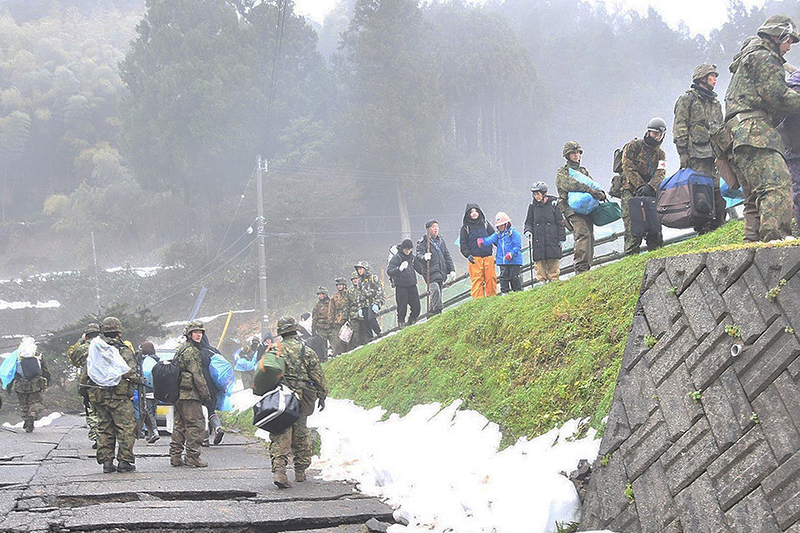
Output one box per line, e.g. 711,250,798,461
478,212,523,294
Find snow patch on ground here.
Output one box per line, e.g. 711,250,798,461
164,309,255,329
229,390,613,533
0,299,61,310
3,412,62,429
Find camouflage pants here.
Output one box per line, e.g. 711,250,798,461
269,415,311,474
84,397,98,442
170,399,205,460
16,391,43,424
92,396,136,464
689,157,727,233
567,213,594,273
317,328,336,362
621,190,663,255
730,145,793,242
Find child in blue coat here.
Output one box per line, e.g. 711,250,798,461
478,212,523,293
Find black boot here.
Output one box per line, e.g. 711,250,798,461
209,414,225,445
102,461,116,473
117,460,136,473
23,419,34,433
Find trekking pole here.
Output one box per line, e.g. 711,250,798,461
528,234,534,286
426,235,431,314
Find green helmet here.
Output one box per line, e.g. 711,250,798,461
692,63,719,83
84,322,101,335
335,277,348,286
276,316,299,336
647,117,667,133
562,141,583,158
101,316,123,334
316,286,329,295
351,271,360,281
354,260,369,271
757,15,800,44
185,320,205,336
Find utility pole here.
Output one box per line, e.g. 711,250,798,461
256,156,269,337
91,231,101,316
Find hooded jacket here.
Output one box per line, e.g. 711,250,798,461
481,224,523,265
459,203,494,259
524,195,566,261
387,248,418,287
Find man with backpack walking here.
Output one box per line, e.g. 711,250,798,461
11,337,50,433
268,316,327,489
674,64,726,233
170,321,212,468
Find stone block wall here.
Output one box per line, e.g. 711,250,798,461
580,246,800,533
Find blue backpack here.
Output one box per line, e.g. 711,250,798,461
656,168,715,229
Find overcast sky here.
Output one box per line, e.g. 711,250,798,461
293,0,767,37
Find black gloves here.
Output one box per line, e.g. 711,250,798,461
317,396,326,411
636,183,656,197
467,255,475,264
589,189,607,201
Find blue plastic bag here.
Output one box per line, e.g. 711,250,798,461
567,168,602,214
0,350,19,390
720,181,745,208
209,353,235,394
216,392,233,412
234,349,256,372
142,356,157,389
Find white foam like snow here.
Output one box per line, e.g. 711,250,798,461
0,300,61,310
3,412,62,429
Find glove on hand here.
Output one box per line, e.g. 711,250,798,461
679,153,690,169
399,261,408,271
504,252,513,261
476,238,484,248
636,183,656,197
468,255,475,264
590,189,607,201
423,252,432,261
358,308,363,318
317,396,326,411
446,271,456,283
372,304,379,314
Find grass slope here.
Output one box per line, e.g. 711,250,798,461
325,221,760,446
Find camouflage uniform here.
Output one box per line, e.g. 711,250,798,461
269,329,327,483
170,328,211,466
67,337,98,443
555,157,597,273
345,277,367,348
328,279,349,356
355,262,385,338
87,329,139,468
13,356,50,432
725,30,800,241
673,73,727,232
621,138,667,254
311,288,334,359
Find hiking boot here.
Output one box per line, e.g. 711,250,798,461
201,438,210,447
213,426,225,445
273,471,291,489
91,442,98,449
170,456,184,467
147,434,160,444
184,456,208,468
295,470,306,482
102,461,116,473
116,461,136,473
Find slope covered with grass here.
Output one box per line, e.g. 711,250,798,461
325,221,750,446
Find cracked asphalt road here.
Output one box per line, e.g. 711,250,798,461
0,415,392,532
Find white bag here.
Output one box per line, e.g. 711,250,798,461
87,337,130,387
339,322,353,343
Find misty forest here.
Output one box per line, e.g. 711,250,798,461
1,0,799,344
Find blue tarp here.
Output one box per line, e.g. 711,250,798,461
209,353,235,394
567,168,602,214
0,350,18,390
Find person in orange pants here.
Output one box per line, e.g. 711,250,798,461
459,203,497,299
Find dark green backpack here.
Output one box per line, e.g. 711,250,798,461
253,344,286,396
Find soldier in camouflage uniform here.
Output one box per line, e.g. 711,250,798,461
354,261,385,338
67,323,101,446
724,15,800,242
269,316,327,488
621,118,668,255
328,277,349,356
11,337,50,433
346,272,368,349
170,321,211,468
87,317,140,473
674,63,727,233
311,286,334,359
555,141,606,273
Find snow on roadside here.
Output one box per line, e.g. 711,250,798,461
3,412,62,429
0,299,60,310
230,389,615,533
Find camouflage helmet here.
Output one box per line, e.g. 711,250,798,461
101,316,123,334
334,276,348,286
562,141,583,158
351,271,360,281
316,285,329,295
84,322,101,335
692,63,719,83
185,320,205,336
276,316,299,336
354,260,369,271
757,15,800,44
530,181,548,194
647,117,668,133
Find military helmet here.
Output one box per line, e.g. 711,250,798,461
185,320,205,336
692,64,719,82
335,276,347,286
562,141,583,158
757,15,800,44
495,212,511,226
351,271,360,281
316,285,329,295
84,322,101,335
354,260,369,271
530,181,548,194
101,316,123,334
647,117,668,133
276,316,299,336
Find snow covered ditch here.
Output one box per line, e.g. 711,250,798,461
232,389,616,533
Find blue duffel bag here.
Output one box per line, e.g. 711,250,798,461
656,168,715,229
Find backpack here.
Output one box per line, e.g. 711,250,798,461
152,359,181,404
253,343,287,395
19,354,42,380
387,245,398,288
609,143,630,199
656,168,715,229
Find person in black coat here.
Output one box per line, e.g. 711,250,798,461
524,181,566,282
388,239,421,327
415,220,455,316
459,203,497,299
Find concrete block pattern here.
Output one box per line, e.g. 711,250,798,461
580,247,800,533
